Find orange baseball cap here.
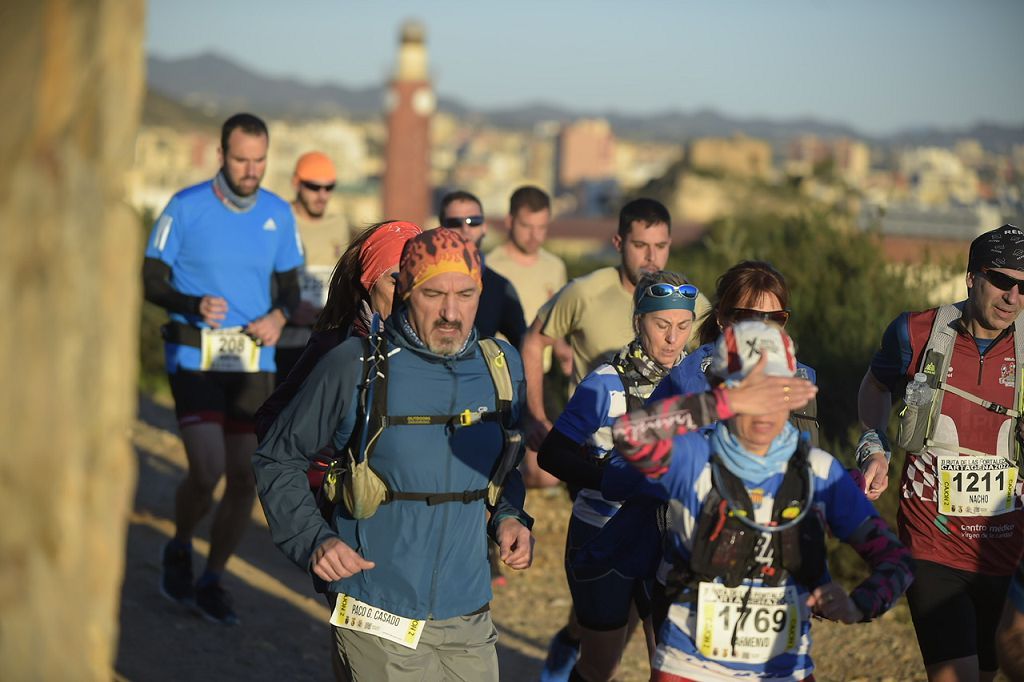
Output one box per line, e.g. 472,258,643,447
293,151,337,182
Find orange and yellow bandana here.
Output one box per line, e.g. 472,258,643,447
395,228,482,299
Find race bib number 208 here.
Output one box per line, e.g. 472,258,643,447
199,327,260,373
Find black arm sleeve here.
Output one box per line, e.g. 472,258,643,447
142,257,201,316
499,280,527,349
273,268,301,320
537,427,603,491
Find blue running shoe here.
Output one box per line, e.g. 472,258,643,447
539,627,579,682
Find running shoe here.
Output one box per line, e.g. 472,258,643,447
539,627,580,682
159,541,194,604
195,582,240,626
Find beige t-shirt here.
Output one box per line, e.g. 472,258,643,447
280,212,351,349
537,266,712,392
536,267,634,389
295,212,350,310
486,245,568,324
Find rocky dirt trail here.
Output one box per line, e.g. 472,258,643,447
117,394,968,681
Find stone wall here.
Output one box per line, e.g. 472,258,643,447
0,1,144,679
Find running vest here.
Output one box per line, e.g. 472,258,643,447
896,303,1024,464
664,441,827,597
323,334,523,519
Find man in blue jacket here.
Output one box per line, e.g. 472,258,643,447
254,228,534,680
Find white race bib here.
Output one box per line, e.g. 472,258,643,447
695,582,800,664
937,455,1017,517
300,265,334,309
199,327,260,373
330,593,424,650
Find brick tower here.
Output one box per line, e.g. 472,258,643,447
382,21,434,226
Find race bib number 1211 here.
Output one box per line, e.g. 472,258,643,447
937,455,1016,517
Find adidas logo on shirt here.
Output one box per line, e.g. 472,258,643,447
263,218,277,231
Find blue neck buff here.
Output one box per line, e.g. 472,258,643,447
710,420,799,484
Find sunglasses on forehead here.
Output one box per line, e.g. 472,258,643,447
980,267,1024,294
641,283,699,299
441,215,485,229
728,307,791,326
300,180,336,192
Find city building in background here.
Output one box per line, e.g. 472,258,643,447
382,22,434,226
130,26,1023,270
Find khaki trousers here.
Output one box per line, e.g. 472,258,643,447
331,610,498,682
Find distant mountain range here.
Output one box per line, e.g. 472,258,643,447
147,53,1024,151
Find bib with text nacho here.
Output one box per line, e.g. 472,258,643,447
330,593,424,650
199,327,260,373
937,455,1017,517
695,582,800,664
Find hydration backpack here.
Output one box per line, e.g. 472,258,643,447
319,329,522,520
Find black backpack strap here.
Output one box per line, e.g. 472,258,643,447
611,355,647,412
381,411,503,428
365,333,389,439
773,441,827,589
385,488,489,505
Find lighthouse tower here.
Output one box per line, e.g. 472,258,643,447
382,22,435,226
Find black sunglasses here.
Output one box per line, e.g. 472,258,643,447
300,180,336,192
441,215,485,229
980,267,1024,294
728,307,791,326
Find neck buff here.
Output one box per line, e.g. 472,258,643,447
612,337,675,404
212,170,258,212
711,420,799,484
396,308,471,357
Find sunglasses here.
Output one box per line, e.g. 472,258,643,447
980,267,1024,294
728,307,791,326
441,215,485,229
300,180,336,192
642,283,699,300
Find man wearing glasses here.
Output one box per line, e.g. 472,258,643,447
857,223,1024,682
437,190,527,349
277,151,351,384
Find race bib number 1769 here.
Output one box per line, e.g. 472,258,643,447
695,582,800,664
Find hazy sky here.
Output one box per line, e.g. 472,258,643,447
147,0,1024,136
